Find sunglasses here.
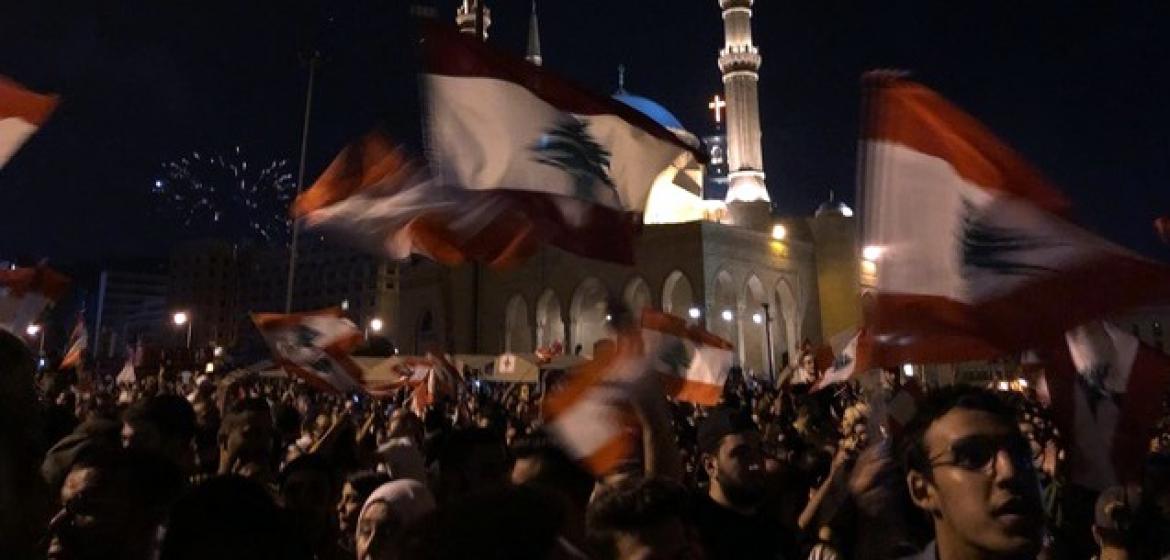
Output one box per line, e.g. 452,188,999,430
928,434,1034,474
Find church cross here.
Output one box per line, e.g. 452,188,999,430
708,94,727,123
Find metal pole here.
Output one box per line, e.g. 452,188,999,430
186,321,193,350
762,303,776,384
286,54,320,313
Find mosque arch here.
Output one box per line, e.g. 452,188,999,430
570,278,609,357
661,270,695,318
622,277,653,318
503,294,533,353
741,275,769,378
535,289,565,350
773,278,799,369
712,269,737,342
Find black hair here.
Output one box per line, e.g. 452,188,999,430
218,397,272,438
511,429,595,504
587,477,691,559
123,394,197,443
345,469,391,499
278,452,337,489
896,385,1019,475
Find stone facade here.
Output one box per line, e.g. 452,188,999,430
395,218,859,381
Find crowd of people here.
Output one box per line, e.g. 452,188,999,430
2,327,1170,560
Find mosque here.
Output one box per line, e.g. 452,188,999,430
392,0,862,381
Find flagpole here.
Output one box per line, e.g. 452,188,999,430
286,53,320,314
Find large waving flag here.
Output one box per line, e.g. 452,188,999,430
0,76,58,169
251,308,365,394
861,76,1170,365
640,309,734,405
1038,322,1170,490
0,264,69,336
294,22,702,266
60,313,88,369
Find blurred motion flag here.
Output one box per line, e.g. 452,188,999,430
294,22,702,266
251,308,365,394
544,330,645,476
0,264,69,336
1155,216,1170,245
640,309,734,405
860,75,1170,366
59,313,88,369
1040,322,1170,490
0,75,58,168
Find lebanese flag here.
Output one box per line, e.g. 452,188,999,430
544,331,645,475
861,76,1170,366
1040,322,1170,490
0,264,70,336
294,22,702,266
60,314,88,369
251,308,366,394
0,76,58,169
640,309,734,406
812,328,874,392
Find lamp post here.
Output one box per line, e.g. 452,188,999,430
26,323,45,364
173,312,192,349
761,303,776,384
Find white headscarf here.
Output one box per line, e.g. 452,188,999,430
359,479,436,528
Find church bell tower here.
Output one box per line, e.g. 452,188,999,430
717,0,770,223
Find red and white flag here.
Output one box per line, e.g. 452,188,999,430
812,328,874,391
1040,322,1170,490
640,309,734,406
60,313,88,369
251,308,365,394
0,264,70,336
861,76,1170,366
544,332,645,475
294,23,702,266
0,76,58,169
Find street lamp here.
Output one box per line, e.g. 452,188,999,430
366,317,384,340
687,307,701,319
771,223,787,241
26,323,45,362
173,312,192,349
721,309,733,322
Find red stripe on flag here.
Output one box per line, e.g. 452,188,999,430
0,76,59,126
864,77,1068,216
292,130,414,217
640,309,734,350
0,264,71,300
871,252,1170,366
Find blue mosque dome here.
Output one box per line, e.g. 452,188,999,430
610,64,685,132
612,92,685,131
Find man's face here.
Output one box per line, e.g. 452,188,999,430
705,432,765,507
909,409,1043,558
48,467,146,560
614,518,698,560
222,410,274,464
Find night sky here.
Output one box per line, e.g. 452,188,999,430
1,0,1167,263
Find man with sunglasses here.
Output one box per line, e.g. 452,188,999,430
897,386,1045,560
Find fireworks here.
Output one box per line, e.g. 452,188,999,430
153,146,296,243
